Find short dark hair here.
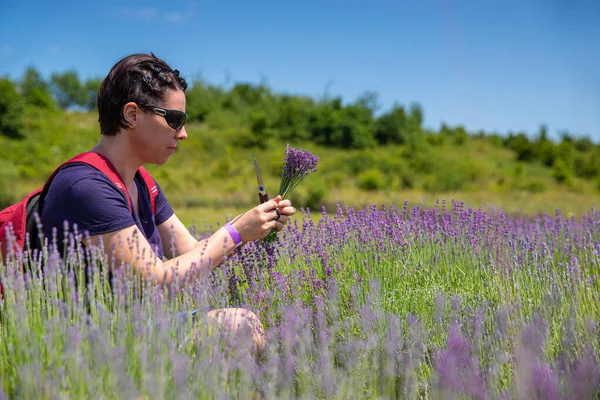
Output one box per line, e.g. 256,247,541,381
97,53,188,136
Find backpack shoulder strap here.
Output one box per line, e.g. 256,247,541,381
137,167,157,214
45,151,132,212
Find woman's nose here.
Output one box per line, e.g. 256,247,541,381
175,126,188,140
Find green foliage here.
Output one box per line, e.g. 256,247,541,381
555,139,576,170
552,159,572,185
513,162,525,180
346,151,377,174
250,111,271,136
0,78,24,138
504,131,535,162
205,108,246,129
536,140,556,167
574,149,600,179
301,179,329,210
485,133,504,147
439,123,470,147
186,81,223,122
308,98,376,149
20,66,54,109
324,170,347,188
374,104,408,144
0,159,19,207
84,78,102,111
373,102,424,148
50,70,86,109
237,111,275,149
426,133,445,146
357,169,385,191
573,135,594,152
371,153,415,189
408,148,435,174
451,125,469,146
408,102,424,126
523,179,547,193
423,156,490,192
0,68,599,210
223,82,271,111
271,95,313,141
508,162,549,193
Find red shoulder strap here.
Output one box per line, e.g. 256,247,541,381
44,152,132,211
137,167,157,214
43,152,157,214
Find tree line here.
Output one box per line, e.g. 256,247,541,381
1,66,599,186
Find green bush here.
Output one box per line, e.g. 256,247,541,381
347,152,377,174
249,111,276,146
425,134,445,146
374,105,407,144
423,159,486,193
375,154,406,175
452,126,469,146
20,67,55,109
309,100,376,149
272,95,313,141
186,81,222,122
523,179,547,193
325,171,347,188
303,180,329,210
513,163,525,180
357,169,385,191
375,155,415,189
50,70,86,109
552,159,571,185
399,171,416,189
409,149,435,173
0,78,24,138
424,173,463,192
0,160,19,208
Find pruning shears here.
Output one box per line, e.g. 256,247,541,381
253,158,269,204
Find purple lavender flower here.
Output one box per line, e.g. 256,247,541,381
262,144,319,242
278,144,319,199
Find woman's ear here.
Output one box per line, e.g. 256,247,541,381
122,102,139,128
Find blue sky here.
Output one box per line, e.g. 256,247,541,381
1,0,599,141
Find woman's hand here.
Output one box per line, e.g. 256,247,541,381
274,197,296,231
231,196,296,242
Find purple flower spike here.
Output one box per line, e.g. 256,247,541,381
278,144,319,199
262,144,319,242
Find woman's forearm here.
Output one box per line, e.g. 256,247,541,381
156,226,236,286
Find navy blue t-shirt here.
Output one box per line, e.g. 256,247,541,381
40,164,174,259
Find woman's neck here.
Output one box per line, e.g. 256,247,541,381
91,135,142,184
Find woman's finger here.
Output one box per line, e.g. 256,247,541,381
278,199,293,208
278,206,296,216
258,199,280,213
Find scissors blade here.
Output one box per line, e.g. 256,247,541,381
253,158,269,203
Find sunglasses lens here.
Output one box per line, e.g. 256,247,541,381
168,111,186,130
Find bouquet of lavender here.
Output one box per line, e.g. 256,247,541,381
262,144,319,242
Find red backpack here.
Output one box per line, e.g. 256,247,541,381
0,151,158,299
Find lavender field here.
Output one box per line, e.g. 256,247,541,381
1,200,600,399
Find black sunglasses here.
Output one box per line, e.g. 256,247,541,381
137,103,187,130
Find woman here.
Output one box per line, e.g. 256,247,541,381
40,53,295,354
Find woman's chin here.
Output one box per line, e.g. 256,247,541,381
150,155,170,166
